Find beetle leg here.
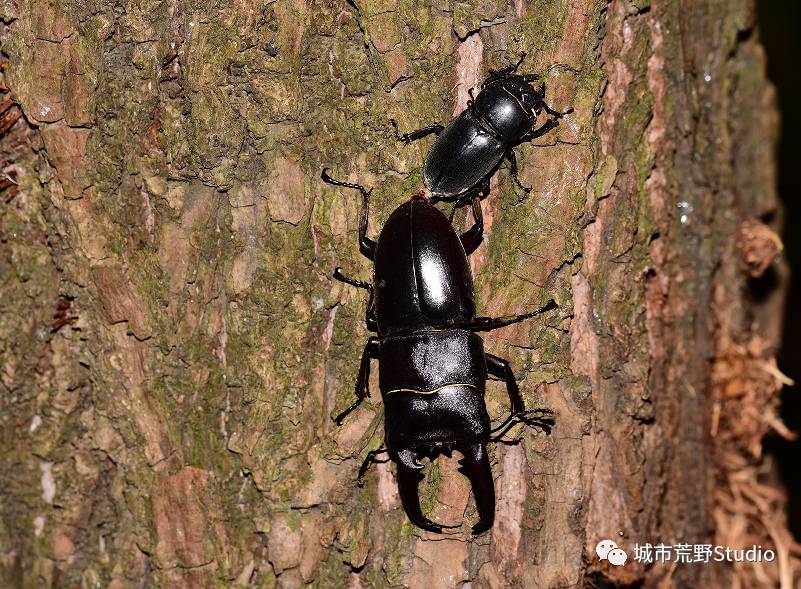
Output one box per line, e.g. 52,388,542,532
459,197,484,255
505,149,532,193
482,52,528,88
459,299,557,332
489,413,519,439
486,354,556,441
543,102,574,118
365,303,378,332
357,446,389,486
485,353,525,414
438,175,490,211
458,442,495,534
391,119,444,144
512,51,527,72
489,407,554,441
360,276,378,332
321,169,377,260
522,118,560,142
333,267,378,332
334,337,380,424
465,87,479,114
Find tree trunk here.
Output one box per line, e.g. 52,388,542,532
0,0,796,587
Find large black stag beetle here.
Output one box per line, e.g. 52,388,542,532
392,53,572,204
323,170,556,534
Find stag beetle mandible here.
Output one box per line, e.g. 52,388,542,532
323,170,556,534
392,53,572,205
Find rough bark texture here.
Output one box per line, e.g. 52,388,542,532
0,0,796,587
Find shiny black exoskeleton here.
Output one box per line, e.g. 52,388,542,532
393,54,571,203
322,170,556,534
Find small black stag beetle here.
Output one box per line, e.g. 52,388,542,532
323,169,556,534
393,53,572,204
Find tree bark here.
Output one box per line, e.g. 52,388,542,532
0,0,796,587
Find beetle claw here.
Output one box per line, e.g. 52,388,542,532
458,442,495,534
395,449,459,533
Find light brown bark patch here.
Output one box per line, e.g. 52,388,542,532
153,467,214,569
40,124,91,198
93,266,152,340
268,514,303,573
491,444,526,568
409,535,468,589
266,157,307,225
454,35,483,116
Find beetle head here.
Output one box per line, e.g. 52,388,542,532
475,74,543,142
502,74,545,112
378,335,492,533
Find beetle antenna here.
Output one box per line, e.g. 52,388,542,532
321,168,372,200
333,267,372,291
459,299,558,332
513,51,527,71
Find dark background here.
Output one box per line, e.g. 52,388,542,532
757,0,801,535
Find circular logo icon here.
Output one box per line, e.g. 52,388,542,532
596,539,618,560
596,539,627,566
608,548,628,566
